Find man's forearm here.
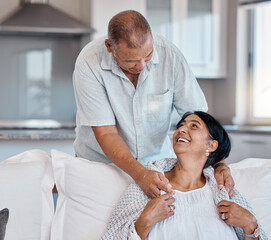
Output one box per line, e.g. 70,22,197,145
92,125,172,199
93,129,145,181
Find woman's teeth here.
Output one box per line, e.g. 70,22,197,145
178,137,189,143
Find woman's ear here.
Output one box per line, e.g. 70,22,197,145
209,139,218,153
105,39,113,53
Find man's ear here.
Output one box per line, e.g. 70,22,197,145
105,39,113,53
209,140,218,153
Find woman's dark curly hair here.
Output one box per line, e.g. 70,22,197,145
177,111,231,168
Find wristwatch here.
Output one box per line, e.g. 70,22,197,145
244,225,260,238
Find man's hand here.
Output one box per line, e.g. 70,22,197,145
135,169,174,199
214,162,235,197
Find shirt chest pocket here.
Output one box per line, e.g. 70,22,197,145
147,90,172,122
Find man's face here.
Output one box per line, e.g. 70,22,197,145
106,33,153,75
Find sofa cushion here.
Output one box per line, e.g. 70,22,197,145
0,149,54,240
51,149,132,240
230,158,271,239
51,150,271,239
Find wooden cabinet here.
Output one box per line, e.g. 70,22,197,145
227,133,271,164
146,0,227,78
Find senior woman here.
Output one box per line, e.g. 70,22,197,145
102,111,267,240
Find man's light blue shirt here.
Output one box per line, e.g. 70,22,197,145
73,34,208,165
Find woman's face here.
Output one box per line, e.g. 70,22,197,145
173,114,212,157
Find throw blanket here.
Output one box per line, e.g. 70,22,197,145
102,158,268,240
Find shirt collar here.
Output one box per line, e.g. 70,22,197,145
101,46,114,70
151,44,159,65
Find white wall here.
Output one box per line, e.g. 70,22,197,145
198,79,215,116
212,0,238,124
197,0,238,124
0,0,18,21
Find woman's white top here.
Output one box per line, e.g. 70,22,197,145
147,182,238,240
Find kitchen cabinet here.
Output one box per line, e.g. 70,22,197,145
0,139,74,161
0,129,75,161
146,0,227,78
227,133,271,164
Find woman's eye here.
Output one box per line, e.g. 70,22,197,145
191,124,198,128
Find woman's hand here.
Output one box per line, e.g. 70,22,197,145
213,161,235,197
135,169,174,199
135,192,175,239
217,200,258,236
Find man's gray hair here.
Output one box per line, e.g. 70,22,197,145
108,10,152,49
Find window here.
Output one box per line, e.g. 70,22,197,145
250,4,271,119
19,49,52,119
0,35,80,126
236,1,271,125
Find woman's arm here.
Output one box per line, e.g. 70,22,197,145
203,167,267,239
102,183,174,240
135,192,175,239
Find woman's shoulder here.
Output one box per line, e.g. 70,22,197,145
146,158,178,172
120,181,149,205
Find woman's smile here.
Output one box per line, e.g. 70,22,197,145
177,137,190,143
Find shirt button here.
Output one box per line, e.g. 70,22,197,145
138,144,142,147
134,98,137,102
136,121,140,125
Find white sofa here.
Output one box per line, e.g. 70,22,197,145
0,149,270,240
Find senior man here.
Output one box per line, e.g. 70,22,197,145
73,10,234,198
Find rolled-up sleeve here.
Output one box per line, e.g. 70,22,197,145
73,59,116,127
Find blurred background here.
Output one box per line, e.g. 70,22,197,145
0,0,270,162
